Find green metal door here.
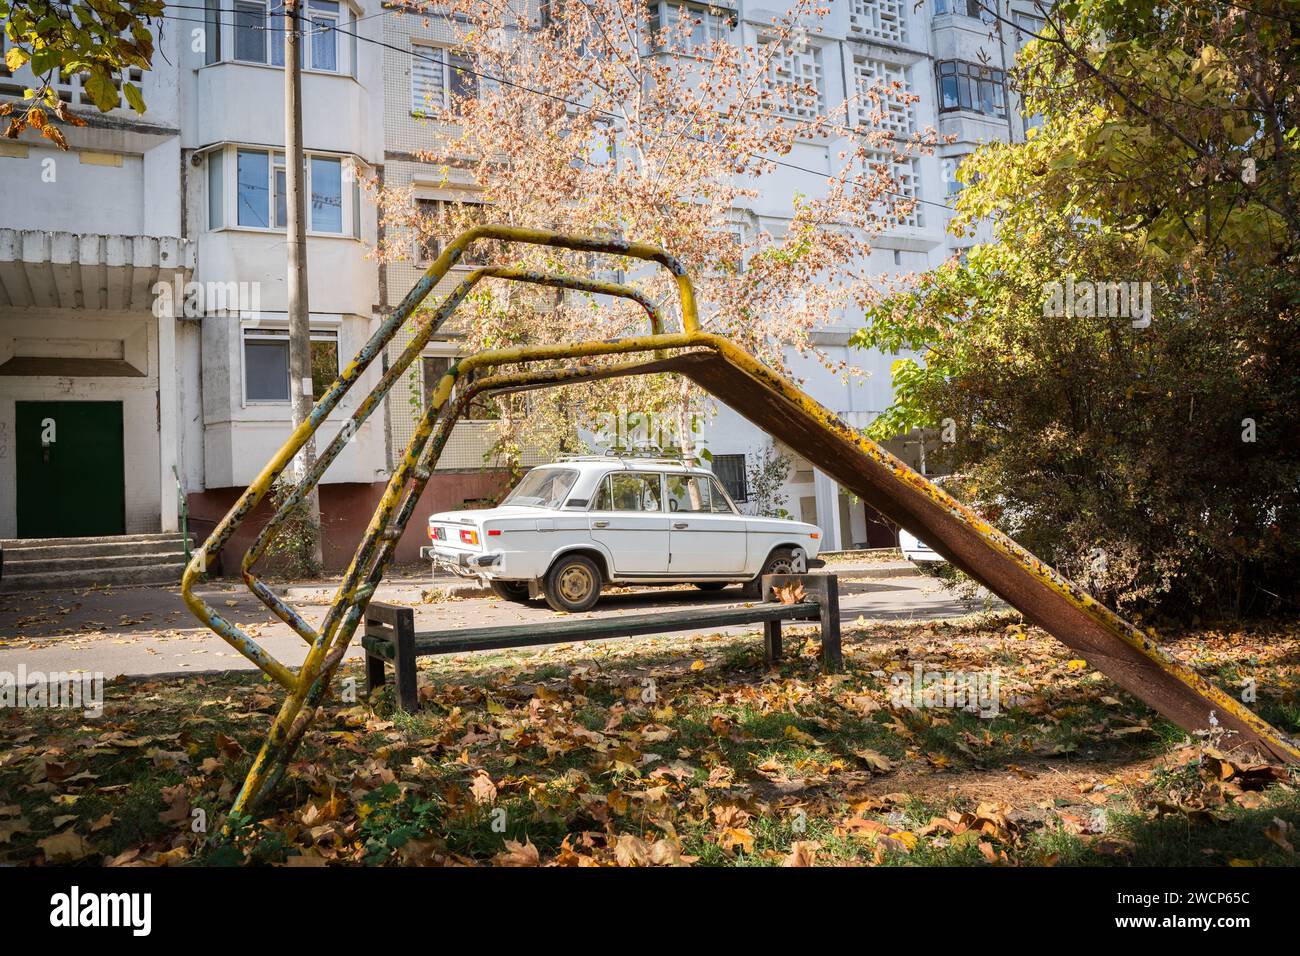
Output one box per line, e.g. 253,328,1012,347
16,401,125,538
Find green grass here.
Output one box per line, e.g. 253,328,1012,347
2,615,1298,866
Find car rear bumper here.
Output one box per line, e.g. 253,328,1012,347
421,546,502,576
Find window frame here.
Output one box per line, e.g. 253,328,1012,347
665,472,739,515
209,145,359,237
934,0,993,21
711,453,749,503
935,60,1007,119
414,197,490,265
706,475,739,514
410,41,479,116
222,0,357,74
590,471,666,513
942,154,969,196
240,325,340,406
649,1,736,55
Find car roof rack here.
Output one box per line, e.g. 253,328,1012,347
555,446,707,467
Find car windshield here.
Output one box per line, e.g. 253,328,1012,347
501,467,579,509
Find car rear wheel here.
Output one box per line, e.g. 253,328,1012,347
543,554,603,613
489,580,532,604
694,582,730,592
741,546,802,598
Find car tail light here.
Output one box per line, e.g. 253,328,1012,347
460,529,479,545
430,526,446,541
487,529,502,536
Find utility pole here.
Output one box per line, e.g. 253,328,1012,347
285,0,323,571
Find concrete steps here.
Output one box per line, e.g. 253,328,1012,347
0,533,192,592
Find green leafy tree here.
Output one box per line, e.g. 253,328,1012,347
1,0,163,148
854,0,1300,619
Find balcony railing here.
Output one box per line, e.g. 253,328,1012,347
0,33,148,113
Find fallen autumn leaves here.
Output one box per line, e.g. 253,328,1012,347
1,614,1298,867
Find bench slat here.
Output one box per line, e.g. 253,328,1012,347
361,601,820,659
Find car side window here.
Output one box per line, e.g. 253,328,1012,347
666,474,712,513
604,472,662,512
707,477,736,514
592,476,612,511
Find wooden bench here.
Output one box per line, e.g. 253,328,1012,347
362,573,842,711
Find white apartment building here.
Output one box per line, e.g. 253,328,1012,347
381,0,1044,550
0,0,1042,568
0,2,389,570
0,24,190,542
691,0,1042,549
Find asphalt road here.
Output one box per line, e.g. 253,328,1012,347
0,570,991,679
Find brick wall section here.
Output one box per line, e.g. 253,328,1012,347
188,468,511,575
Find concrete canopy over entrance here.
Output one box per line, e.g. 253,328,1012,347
0,230,195,539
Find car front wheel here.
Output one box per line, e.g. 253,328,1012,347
741,546,803,598
489,580,532,604
543,554,603,613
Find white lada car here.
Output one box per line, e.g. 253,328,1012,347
423,457,824,612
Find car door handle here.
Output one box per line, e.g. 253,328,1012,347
593,520,609,528
673,522,689,529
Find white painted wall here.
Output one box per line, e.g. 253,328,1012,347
0,311,162,537
200,312,386,488
177,1,387,492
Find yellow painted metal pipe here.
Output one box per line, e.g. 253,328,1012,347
191,226,1298,827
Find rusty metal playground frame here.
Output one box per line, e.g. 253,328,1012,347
182,225,1299,822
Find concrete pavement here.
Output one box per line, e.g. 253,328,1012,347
0,564,995,679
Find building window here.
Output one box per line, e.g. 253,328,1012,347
936,60,1007,118
421,352,497,418
853,57,913,139
233,0,270,64
236,149,272,228
942,155,969,196
204,0,223,64
308,0,342,72
848,0,906,44
934,0,992,21
1012,11,1045,50
420,354,452,411
712,453,749,503
569,117,617,170
411,44,478,115
414,198,488,264
763,38,824,120
310,155,343,233
228,0,355,73
242,327,339,403
310,329,339,396
207,149,224,229
222,146,349,235
719,224,747,274
650,2,734,52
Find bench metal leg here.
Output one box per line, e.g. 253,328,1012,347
763,619,782,665
391,606,418,712
808,575,842,673
763,573,841,674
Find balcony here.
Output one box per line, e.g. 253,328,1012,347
0,230,194,312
